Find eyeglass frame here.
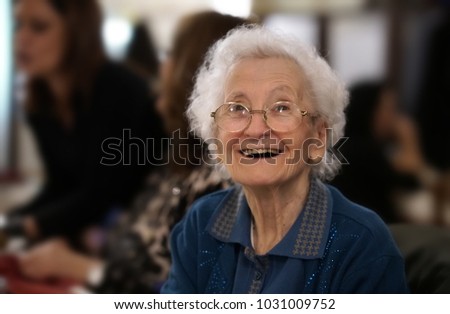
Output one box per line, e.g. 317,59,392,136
210,101,319,133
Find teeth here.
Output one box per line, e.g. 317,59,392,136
242,148,280,156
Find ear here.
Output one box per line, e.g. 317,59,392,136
307,119,327,164
315,119,328,145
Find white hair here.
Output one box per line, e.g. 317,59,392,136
187,25,349,180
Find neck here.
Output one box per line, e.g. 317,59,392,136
45,71,74,128
46,71,71,104
243,172,311,255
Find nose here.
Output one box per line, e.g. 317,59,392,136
244,111,270,137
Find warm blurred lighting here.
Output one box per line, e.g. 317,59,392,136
329,13,387,85
253,0,364,14
0,0,12,172
102,16,133,60
211,0,252,17
264,14,319,47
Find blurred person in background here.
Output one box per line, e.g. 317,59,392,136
331,82,435,223
12,11,250,293
415,3,450,172
123,21,160,94
0,0,164,242
413,3,450,226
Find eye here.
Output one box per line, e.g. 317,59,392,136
226,103,249,116
30,19,50,34
271,101,293,114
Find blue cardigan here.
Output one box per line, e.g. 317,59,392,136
161,179,409,293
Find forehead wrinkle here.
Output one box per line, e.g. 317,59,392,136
223,58,306,104
268,84,300,100
224,91,246,101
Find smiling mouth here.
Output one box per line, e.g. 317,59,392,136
240,148,282,158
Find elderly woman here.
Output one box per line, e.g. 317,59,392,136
161,26,408,293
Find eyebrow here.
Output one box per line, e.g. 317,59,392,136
225,92,246,100
226,85,299,100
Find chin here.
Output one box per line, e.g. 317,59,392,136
232,175,281,188
228,164,287,187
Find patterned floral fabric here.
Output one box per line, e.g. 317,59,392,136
96,164,230,293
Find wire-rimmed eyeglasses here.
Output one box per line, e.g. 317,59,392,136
210,101,318,133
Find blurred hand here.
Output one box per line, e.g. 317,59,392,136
390,115,426,175
18,238,98,283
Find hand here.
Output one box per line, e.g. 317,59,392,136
390,115,426,175
18,238,99,283
23,216,40,239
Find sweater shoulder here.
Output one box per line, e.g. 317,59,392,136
327,184,398,252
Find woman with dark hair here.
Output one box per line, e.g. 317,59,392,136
156,11,256,173
12,11,250,293
124,21,160,92
2,0,163,240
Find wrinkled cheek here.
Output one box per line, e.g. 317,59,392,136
210,134,240,166
284,146,305,166
282,145,311,174
281,157,310,182
222,147,241,168
222,151,246,179
225,162,241,179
